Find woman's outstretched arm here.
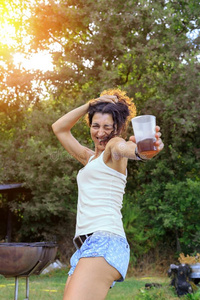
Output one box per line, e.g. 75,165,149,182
107,126,164,161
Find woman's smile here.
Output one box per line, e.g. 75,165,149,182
90,113,114,149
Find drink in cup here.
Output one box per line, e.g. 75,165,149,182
131,115,157,156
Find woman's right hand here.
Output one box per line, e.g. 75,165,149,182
89,95,118,106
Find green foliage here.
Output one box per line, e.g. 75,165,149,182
26,0,200,99
0,99,81,241
135,285,177,300
122,194,149,262
132,157,200,253
184,290,200,300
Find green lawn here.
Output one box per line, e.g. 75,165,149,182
0,269,199,300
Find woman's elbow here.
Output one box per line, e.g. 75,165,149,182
52,122,59,134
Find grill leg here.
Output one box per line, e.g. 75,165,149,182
24,277,29,300
14,277,19,300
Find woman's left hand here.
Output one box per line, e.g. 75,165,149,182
154,125,164,153
89,95,118,106
129,125,164,159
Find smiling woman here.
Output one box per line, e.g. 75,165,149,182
52,88,164,300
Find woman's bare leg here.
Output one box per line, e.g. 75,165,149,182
63,275,71,298
63,257,121,300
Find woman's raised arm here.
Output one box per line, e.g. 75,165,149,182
52,103,93,165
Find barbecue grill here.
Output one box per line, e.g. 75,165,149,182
0,242,58,300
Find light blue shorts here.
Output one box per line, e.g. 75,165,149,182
68,231,130,285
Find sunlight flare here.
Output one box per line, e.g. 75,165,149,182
13,52,54,71
0,0,53,71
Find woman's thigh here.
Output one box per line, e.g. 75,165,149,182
63,275,72,297
63,257,121,300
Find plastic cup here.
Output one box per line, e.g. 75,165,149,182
131,115,157,156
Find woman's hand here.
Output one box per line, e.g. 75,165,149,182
154,125,164,153
129,125,164,160
89,95,118,106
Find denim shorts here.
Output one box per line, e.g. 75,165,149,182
68,231,130,285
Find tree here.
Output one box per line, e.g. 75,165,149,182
26,0,199,98
133,58,200,254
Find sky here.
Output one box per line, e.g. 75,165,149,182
13,52,54,72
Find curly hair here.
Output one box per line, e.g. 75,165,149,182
86,88,136,137
100,89,136,122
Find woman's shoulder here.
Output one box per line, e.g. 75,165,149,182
104,137,128,164
106,137,127,154
107,136,125,146
104,138,128,175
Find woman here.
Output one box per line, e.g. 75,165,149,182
52,89,164,300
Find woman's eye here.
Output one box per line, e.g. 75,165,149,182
104,126,113,130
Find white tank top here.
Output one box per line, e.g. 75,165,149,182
75,151,127,238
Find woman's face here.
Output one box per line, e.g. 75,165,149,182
90,112,114,150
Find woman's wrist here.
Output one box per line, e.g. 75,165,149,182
135,146,148,162
84,102,90,111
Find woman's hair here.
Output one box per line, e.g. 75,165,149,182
86,88,136,137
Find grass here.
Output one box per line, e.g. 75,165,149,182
0,269,199,300
107,276,180,300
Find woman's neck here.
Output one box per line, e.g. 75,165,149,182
94,148,104,159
